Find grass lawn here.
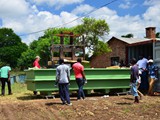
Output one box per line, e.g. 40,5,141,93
0,83,34,101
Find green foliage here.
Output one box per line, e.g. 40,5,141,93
74,17,110,52
94,41,112,56
17,49,36,69
28,28,76,67
121,33,134,38
0,28,28,68
29,40,38,50
156,32,160,38
17,20,110,68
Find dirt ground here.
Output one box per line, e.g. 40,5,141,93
0,93,160,120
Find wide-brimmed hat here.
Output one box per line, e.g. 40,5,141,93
35,56,40,59
148,59,153,63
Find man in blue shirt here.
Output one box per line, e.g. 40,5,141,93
55,59,72,105
0,65,12,96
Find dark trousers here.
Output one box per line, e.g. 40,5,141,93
139,71,149,94
76,78,85,99
58,83,70,104
1,78,12,95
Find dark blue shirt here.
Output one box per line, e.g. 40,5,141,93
147,64,158,78
130,64,139,83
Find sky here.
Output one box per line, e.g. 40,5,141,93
0,0,160,44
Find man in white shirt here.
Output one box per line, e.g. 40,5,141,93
136,55,148,94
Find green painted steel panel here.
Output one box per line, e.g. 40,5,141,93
25,68,130,95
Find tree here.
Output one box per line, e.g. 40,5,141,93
94,41,112,56
0,28,28,68
74,18,110,53
121,33,134,38
17,49,36,69
156,32,160,38
18,27,75,68
29,28,75,66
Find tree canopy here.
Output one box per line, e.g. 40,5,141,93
121,33,134,38
156,32,160,38
74,17,110,53
0,28,28,68
17,18,111,69
93,41,111,56
18,27,75,68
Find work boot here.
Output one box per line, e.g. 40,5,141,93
134,96,139,103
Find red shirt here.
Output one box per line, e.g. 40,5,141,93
33,59,41,68
72,62,84,78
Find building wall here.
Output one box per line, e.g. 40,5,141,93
90,54,108,68
90,38,128,68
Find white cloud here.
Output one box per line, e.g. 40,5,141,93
72,4,94,15
2,7,79,44
119,0,136,9
21,33,44,45
87,6,151,40
59,12,79,27
31,0,84,9
1,0,160,45
143,4,160,21
143,0,160,6
0,0,30,18
142,1,160,33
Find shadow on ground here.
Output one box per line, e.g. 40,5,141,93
116,102,132,105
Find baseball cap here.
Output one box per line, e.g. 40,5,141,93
148,59,153,63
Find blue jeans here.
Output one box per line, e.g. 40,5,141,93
130,80,139,97
58,83,70,104
76,78,85,99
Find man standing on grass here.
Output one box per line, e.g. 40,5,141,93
55,58,72,105
72,58,87,100
0,64,12,96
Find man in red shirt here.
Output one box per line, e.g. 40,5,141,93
33,56,41,95
33,56,41,69
72,58,86,100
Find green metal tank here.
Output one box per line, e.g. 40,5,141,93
25,68,130,95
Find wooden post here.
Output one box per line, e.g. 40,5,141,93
70,32,75,60
60,31,64,59
82,35,85,60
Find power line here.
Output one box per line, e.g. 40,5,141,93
19,0,119,36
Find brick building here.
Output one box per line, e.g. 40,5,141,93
90,27,160,68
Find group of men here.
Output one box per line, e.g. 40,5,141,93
1,55,159,105
130,55,158,103
33,56,86,105
55,58,86,105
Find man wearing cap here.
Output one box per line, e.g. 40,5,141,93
33,56,41,69
147,59,158,95
136,55,148,94
33,56,41,95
